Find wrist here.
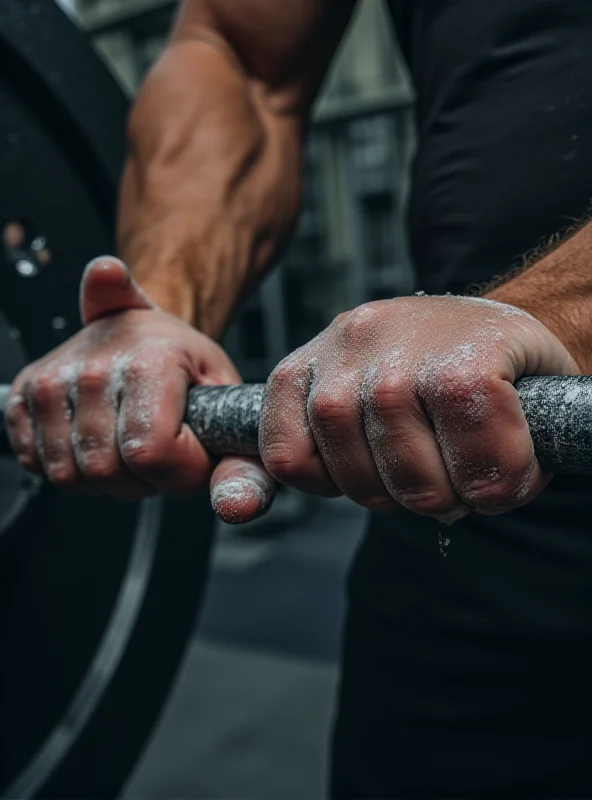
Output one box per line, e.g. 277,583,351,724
120,217,248,340
485,271,592,374
133,272,197,327
126,255,236,341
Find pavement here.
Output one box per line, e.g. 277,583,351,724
123,495,367,799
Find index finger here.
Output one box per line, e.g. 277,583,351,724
424,374,548,513
117,358,214,493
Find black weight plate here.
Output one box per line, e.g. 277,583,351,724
0,490,215,799
0,3,215,797
0,0,129,209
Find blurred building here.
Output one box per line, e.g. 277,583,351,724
70,0,416,381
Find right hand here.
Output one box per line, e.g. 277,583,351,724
5,257,275,523
259,294,579,521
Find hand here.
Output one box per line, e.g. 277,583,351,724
259,295,579,522
5,257,275,523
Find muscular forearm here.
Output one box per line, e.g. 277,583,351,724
118,37,302,339
485,220,592,373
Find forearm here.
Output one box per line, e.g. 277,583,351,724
485,221,592,373
117,37,302,340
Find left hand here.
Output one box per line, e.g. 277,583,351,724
259,295,579,523
5,258,276,523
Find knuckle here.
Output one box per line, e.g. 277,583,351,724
74,435,116,480
29,372,63,406
46,463,78,488
120,437,160,472
462,467,530,510
261,440,306,483
396,486,452,517
78,455,116,482
268,357,302,393
363,496,399,512
308,385,352,426
365,374,410,416
76,362,109,395
431,369,479,404
120,359,146,382
340,303,379,341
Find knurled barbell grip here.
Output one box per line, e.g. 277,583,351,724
185,383,265,458
0,377,591,473
514,375,592,474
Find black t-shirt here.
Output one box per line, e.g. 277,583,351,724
332,3,592,797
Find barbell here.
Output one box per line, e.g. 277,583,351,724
188,377,592,473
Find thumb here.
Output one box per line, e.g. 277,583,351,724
210,457,277,525
80,256,156,326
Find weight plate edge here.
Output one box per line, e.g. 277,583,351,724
3,497,163,798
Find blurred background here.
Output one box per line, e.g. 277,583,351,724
55,1,416,796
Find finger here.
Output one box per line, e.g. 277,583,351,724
23,370,83,490
211,457,276,524
117,357,213,493
80,257,155,326
72,359,155,500
187,332,245,387
424,373,547,514
4,379,42,474
306,373,399,511
260,356,341,497
362,367,470,523
196,349,243,387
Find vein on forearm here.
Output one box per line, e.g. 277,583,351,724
117,37,302,339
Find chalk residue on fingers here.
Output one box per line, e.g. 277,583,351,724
109,351,133,407
211,465,275,524
109,344,170,440
58,362,83,400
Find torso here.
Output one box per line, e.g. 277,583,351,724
333,3,592,796
389,0,592,293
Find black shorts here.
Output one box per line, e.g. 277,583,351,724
330,494,592,799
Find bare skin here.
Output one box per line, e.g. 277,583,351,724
5,0,592,523
7,258,266,517
260,296,579,519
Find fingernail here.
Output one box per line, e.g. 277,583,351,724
86,256,127,272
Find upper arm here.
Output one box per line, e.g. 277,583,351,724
171,0,358,116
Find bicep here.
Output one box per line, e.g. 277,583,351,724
172,0,358,115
